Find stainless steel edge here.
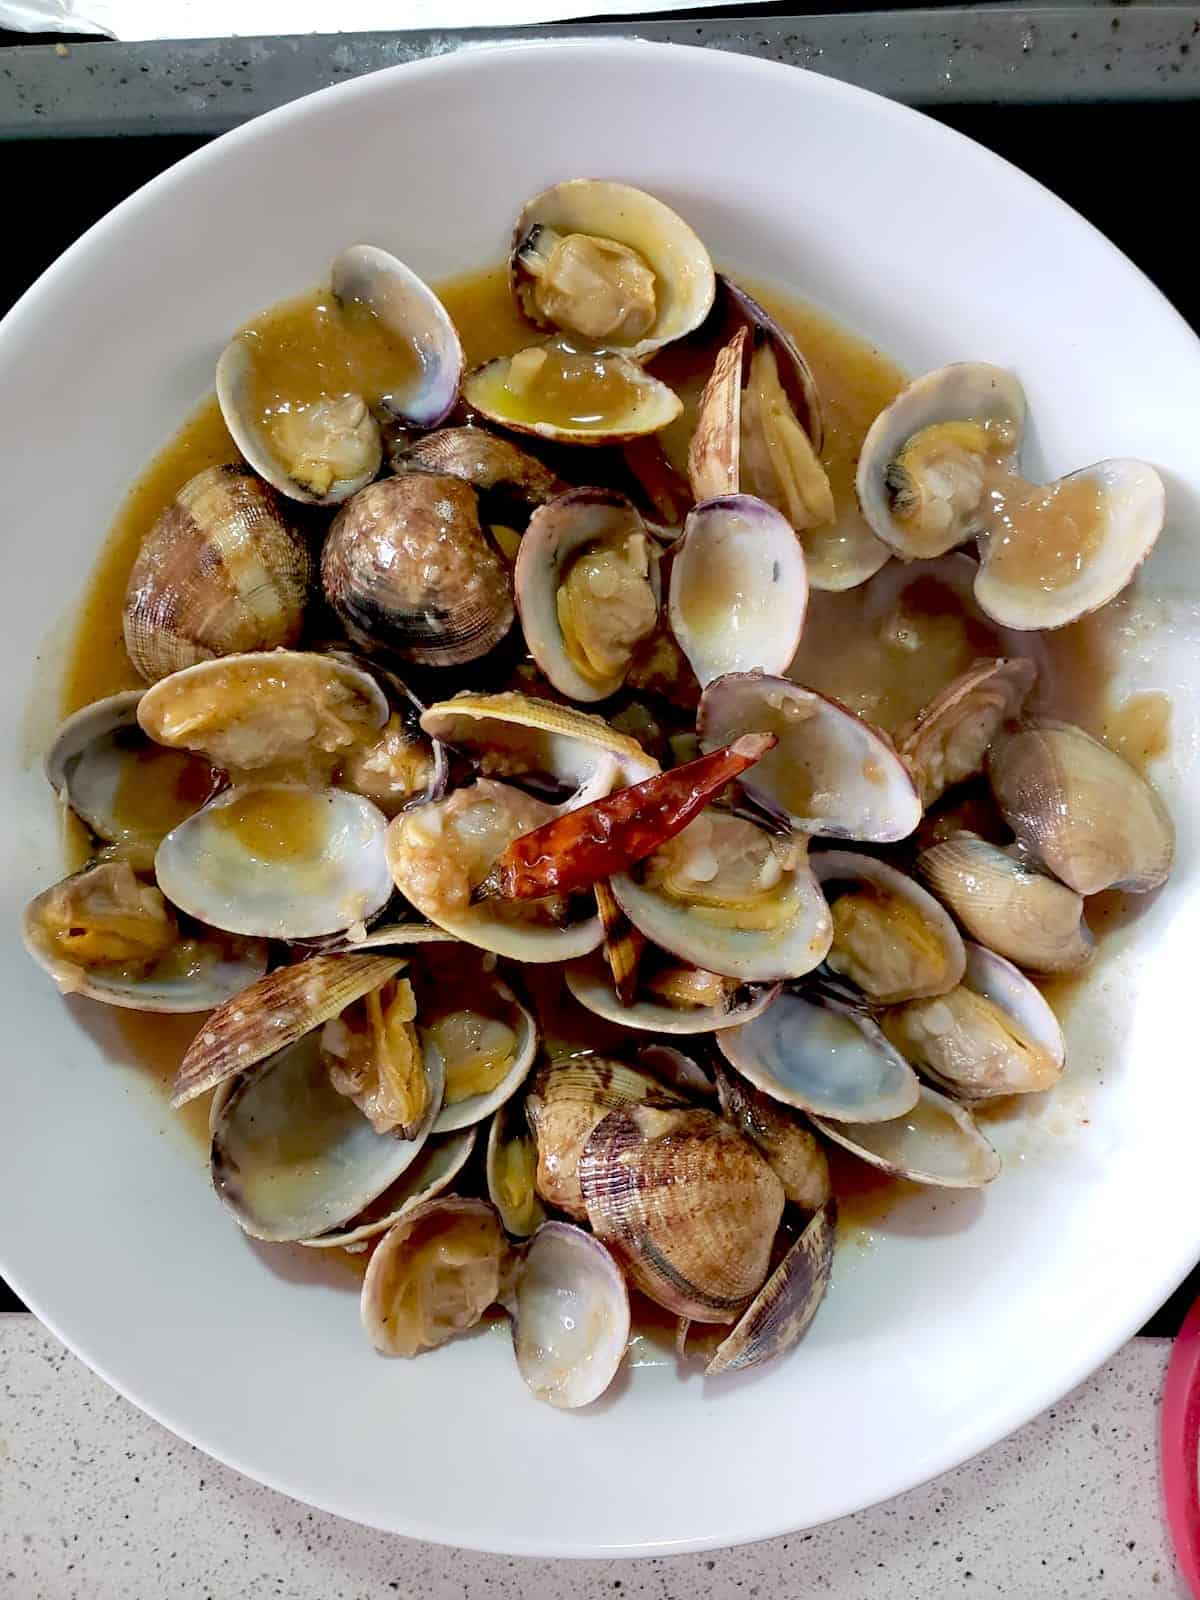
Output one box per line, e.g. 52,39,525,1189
1,7,1198,139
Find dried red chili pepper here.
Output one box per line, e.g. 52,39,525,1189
473,732,777,902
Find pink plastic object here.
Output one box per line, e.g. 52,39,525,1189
1162,1293,1200,1597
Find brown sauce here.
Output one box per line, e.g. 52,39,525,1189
986,474,1106,593
48,259,1171,1248
466,340,653,433
208,787,328,863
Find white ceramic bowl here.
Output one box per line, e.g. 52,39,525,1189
2,40,1199,1557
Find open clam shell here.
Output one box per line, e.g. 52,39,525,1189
705,1199,836,1376
510,179,715,360
565,952,780,1035
610,812,833,984
171,950,405,1106
917,832,1093,974
975,459,1165,632
45,690,219,868
510,1222,631,1408
811,850,965,1005
987,720,1174,895
156,784,393,941
579,1102,784,1323
811,1083,1000,1188
711,277,824,451
896,656,1037,808
361,1197,510,1357
698,674,920,842
24,863,267,1013
217,246,462,506
211,1028,445,1242
668,496,808,687
856,363,1027,560
514,488,662,703
713,1057,831,1210
302,1126,477,1251
718,989,919,1123
424,974,539,1134
525,1056,686,1220
137,649,389,780
464,343,683,447
486,1096,545,1238
882,941,1065,1101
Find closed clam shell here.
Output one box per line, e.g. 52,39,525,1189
122,465,313,685
525,1056,685,1220
987,720,1173,895
171,950,405,1105
705,1199,836,1376
579,1102,785,1323
713,1057,831,1210
393,426,562,506
897,656,1036,808
322,474,514,667
917,832,1093,973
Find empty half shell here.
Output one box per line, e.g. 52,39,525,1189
896,656,1036,808
882,941,1065,1100
668,496,807,687
510,1222,630,1408
211,1028,444,1242
811,1083,1000,1188
579,1103,784,1322
156,784,393,940
987,720,1173,895
514,488,661,702
717,989,919,1123
465,341,682,446
705,1200,836,1376
302,1126,477,1250
698,673,920,842
510,179,715,359
917,832,1093,974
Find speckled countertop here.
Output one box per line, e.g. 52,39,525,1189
0,1318,1185,1598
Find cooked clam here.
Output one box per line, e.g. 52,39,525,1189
565,950,779,1035
137,649,388,782
857,363,1164,629
811,851,965,1004
486,1095,545,1238
515,489,661,702
156,783,393,941
713,1057,831,1210
857,364,1027,560
386,779,603,961
420,970,538,1133
717,989,919,1122
510,1222,630,1408
45,690,219,870
610,809,833,983
361,1197,510,1357
23,861,267,1012
917,832,1093,973
882,941,1065,1100
322,474,514,667
122,465,314,684
897,656,1036,808
217,245,462,505
302,1126,477,1251
579,1103,784,1322
705,1200,836,1376
697,674,921,842
211,1027,444,1242
525,1056,686,1220
668,496,808,687
510,179,715,358
811,1083,1000,1188
988,720,1173,895
464,341,682,446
